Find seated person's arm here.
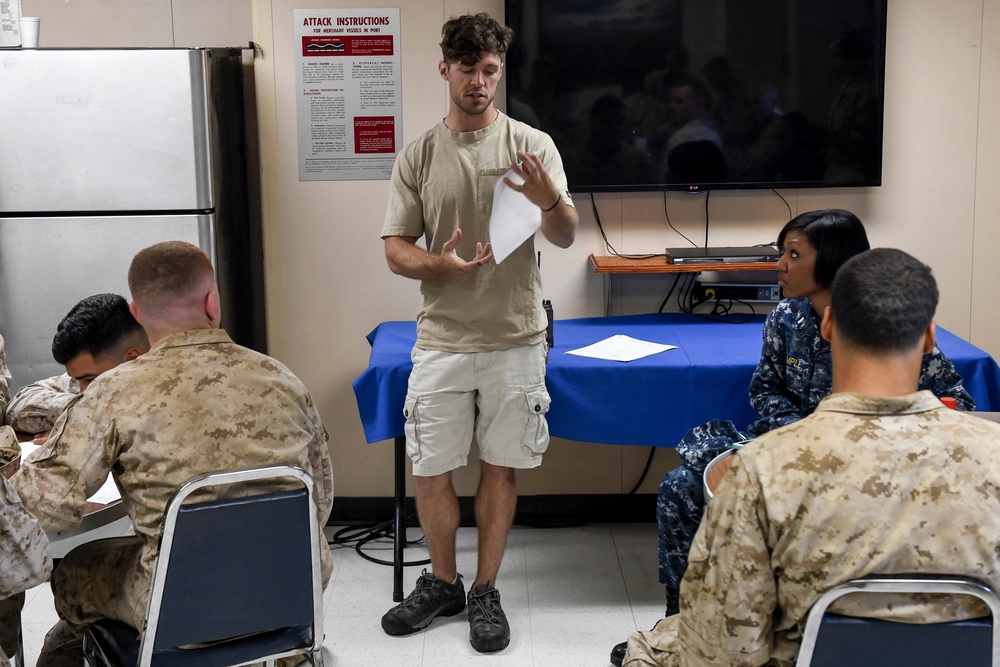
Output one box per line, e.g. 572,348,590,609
919,346,975,411
4,374,79,435
11,395,116,533
747,309,809,435
0,336,11,420
0,426,54,597
678,454,777,663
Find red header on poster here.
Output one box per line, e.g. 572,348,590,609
354,116,395,154
302,35,394,57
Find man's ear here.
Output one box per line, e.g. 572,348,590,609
205,287,222,328
820,306,835,342
123,347,143,362
922,321,937,355
439,60,449,81
129,301,143,324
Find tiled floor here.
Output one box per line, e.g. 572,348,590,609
19,522,664,666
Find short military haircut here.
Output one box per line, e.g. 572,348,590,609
830,248,938,353
440,13,513,65
777,209,870,289
52,293,145,365
128,241,214,307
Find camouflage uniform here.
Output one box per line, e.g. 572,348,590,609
628,392,1000,666
4,373,79,434
13,329,334,665
0,334,11,420
0,426,53,667
657,298,974,588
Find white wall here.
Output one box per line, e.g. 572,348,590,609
23,0,1000,498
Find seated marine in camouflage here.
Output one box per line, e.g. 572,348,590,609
4,293,149,442
624,248,1000,665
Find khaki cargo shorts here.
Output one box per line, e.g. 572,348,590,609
403,343,551,476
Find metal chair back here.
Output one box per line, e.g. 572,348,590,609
84,464,325,667
795,575,1000,667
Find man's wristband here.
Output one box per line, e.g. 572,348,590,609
542,194,561,212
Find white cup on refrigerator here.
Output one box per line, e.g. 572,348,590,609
19,17,40,48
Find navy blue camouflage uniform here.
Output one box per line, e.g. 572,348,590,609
657,298,975,588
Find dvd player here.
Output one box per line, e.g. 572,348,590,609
666,246,780,265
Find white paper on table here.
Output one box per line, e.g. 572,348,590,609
488,167,542,264
566,335,677,362
20,442,122,504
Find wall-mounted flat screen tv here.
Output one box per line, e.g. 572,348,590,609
504,0,887,193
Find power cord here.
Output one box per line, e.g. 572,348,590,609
329,519,431,568
704,190,711,247
771,189,792,220
591,193,662,259
628,447,658,495
662,191,697,247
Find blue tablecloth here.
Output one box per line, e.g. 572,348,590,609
352,313,1000,448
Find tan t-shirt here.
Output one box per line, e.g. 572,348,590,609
382,111,571,352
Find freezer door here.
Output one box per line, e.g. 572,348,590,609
0,49,213,213
0,215,214,389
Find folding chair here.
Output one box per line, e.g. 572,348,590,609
702,447,735,500
83,464,325,667
795,574,1000,667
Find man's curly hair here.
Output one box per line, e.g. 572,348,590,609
440,13,514,65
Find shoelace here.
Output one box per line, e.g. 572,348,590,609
400,571,438,609
469,588,502,624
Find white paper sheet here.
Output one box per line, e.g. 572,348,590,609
566,335,677,362
20,442,122,504
488,167,542,264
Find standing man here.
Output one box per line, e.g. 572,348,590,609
14,241,334,667
379,13,578,653
623,248,1000,666
5,293,150,441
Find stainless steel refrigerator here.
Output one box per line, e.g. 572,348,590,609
0,47,265,390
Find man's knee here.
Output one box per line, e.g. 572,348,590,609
414,470,454,496
35,620,82,667
658,466,704,513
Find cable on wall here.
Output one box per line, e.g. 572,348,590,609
662,191,697,247
591,193,661,259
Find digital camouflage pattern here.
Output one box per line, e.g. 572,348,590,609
0,426,52,599
13,329,334,634
0,592,24,667
0,335,11,420
629,392,1000,666
657,298,975,587
0,424,52,667
4,373,78,434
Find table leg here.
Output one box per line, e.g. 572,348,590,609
393,435,405,602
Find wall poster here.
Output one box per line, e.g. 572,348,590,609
294,8,402,181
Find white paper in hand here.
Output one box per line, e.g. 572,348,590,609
488,167,542,264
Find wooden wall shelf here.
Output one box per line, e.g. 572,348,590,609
589,254,779,275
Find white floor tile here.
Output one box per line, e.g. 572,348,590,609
13,522,660,667
325,613,426,659
528,609,637,657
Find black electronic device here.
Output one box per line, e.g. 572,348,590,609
666,246,780,265
695,282,782,302
543,299,554,347
505,0,887,194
